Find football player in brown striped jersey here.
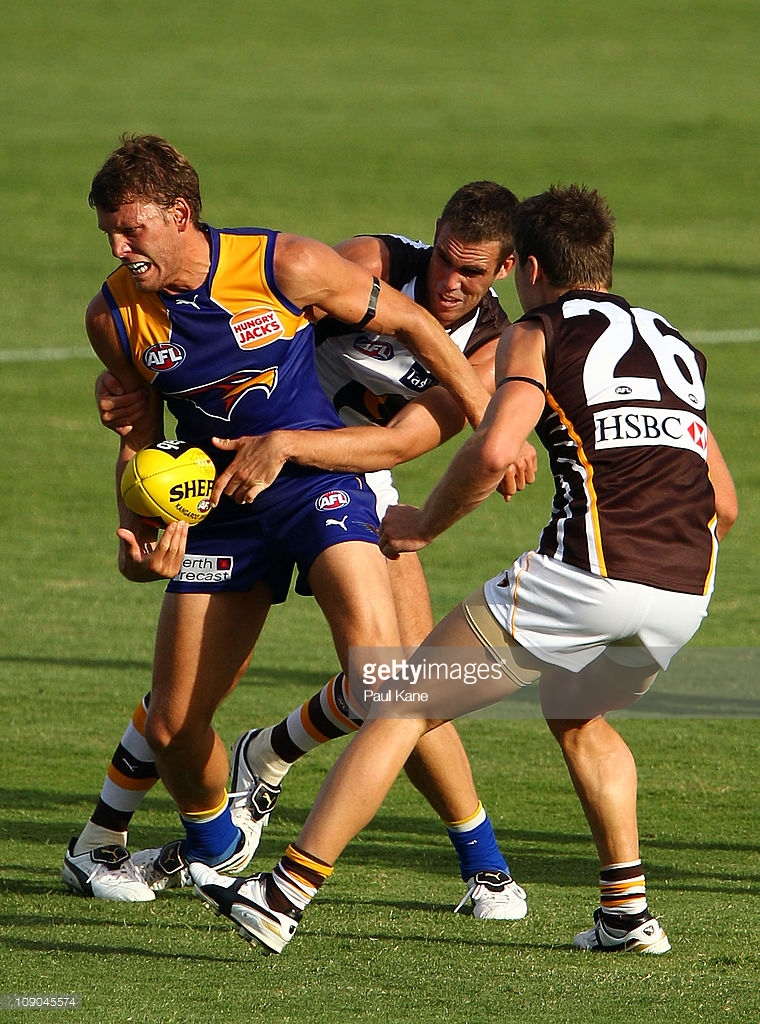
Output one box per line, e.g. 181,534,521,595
193,184,736,956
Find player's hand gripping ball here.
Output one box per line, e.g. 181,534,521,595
121,440,216,525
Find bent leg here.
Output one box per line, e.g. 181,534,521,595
403,724,479,821
147,584,272,814
387,554,482,821
295,600,523,865
387,551,434,648
545,712,640,866
308,540,402,667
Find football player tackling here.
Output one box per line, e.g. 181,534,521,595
193,184,737,955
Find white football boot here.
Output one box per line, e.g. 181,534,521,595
574,908,671,954
228,729,282,855
61,840,155,902
191,863,301,955
453,869,528,920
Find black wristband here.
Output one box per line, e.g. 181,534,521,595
356,276,381,327
496,375,546,393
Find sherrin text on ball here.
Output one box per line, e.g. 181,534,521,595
121,440,216,525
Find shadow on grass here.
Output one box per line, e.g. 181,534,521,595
0,654,325,692
0,914,563,961
0,933,249,964
0,653,151,672
2,802,757,902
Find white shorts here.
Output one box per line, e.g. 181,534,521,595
365,469,399,519
482,551,711,673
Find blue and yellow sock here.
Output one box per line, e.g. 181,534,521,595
445,802,509,881
180,793,240,865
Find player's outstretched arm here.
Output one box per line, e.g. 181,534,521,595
209,396,458,505
273,233,491,428
380,321,546,556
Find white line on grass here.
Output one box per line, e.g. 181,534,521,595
1,329,759,365
0,347,95,363
689,329,760,344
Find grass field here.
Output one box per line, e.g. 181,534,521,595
1,2,759,1022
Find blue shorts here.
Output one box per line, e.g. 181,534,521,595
166,468,379,601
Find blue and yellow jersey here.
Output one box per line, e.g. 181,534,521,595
102,227,344,464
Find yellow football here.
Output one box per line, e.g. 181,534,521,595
120,440,216,525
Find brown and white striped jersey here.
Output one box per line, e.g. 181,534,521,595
524,290,718,596
315,234,508,426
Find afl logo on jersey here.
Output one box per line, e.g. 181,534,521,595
315,489,351,511
142,343,186,372
353,337,394,361
231,307,285,350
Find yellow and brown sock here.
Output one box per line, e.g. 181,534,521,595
267,843,334,914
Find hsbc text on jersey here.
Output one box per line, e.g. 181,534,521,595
593,407,708,457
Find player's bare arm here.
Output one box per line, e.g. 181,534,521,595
210,397,455,504
464,335,538,498
379,322,546,557
273,233,491,427
86,294,163,454
705,429,738,540
333,235,392,282
86,292,185,582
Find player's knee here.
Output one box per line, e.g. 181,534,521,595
144,710,202,756
143,713,172,754
543,716,589,746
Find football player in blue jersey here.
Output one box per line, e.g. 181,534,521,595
63,137,534,919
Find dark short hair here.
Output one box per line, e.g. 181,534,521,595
439,181,519,261
88,134,202,225
512,184,615,289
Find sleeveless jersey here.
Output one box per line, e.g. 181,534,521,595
525,290,718,596
102,226,345,504
315,234,509,426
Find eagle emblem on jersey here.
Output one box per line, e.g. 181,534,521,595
167,368,279,421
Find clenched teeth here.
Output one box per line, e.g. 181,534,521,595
127,261,151,274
